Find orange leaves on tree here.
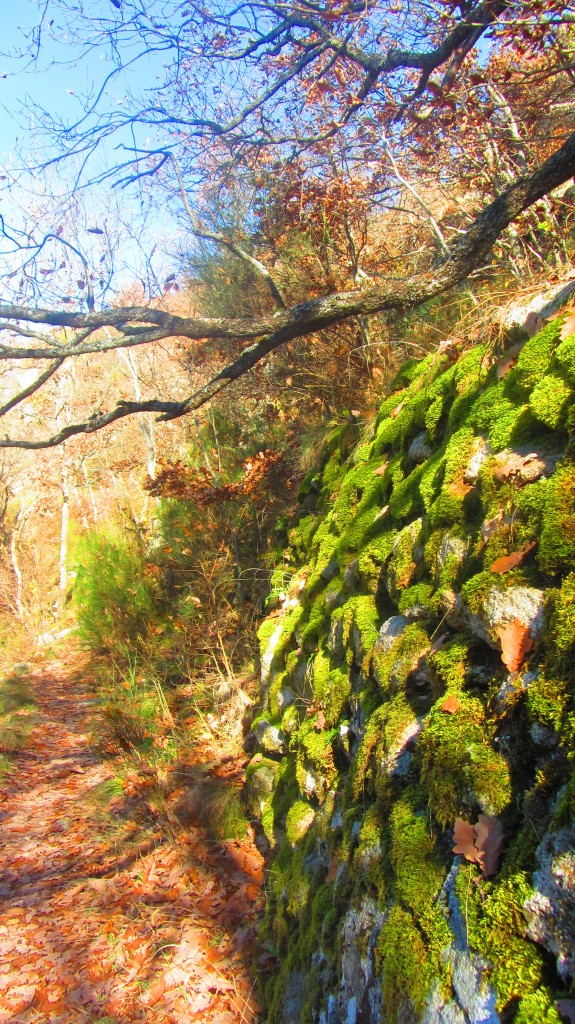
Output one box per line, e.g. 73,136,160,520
453,814,504,877
498,618,534,672
145,450,283,506
491,540,536,573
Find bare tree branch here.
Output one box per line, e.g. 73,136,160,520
2,128,574,449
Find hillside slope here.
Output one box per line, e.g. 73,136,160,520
248,319,575,1024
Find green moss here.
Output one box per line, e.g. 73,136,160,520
419,695,512,825
341,595,379,673
295,722,338,801
546,574,575,664
350,695,417,800
397,582,435,617
358,528,397,590
460,870,545,1011
386,519,423,597
529,372,573,429
526,672,570,734
285,799,316,846
429,635,478,692
427,428,478,529
373,623,431,700
300,597,329,649
539,463,575,575
389,464,426,522
514,320,561,391
389,798,446,909
460,571,493,614
514,989,562,1024
555,333,575,383
377,906,439,1018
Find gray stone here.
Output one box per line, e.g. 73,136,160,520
409,431,435,464
325,583,344,613
382,718,422,778
500,277,575,335
337,897,386,1024
344,558,360,588
447,586,545,650
451,950,499,1024
246,759,278,812
530,721,559,749
386,519,423,599
464,438,491,484
252,719,286,753
422,863,501,1024
276,686,296,711
525,825,575,981
329,613,345,660
283,970,307,1024
437,534,468,572
321,557,340,582
374,615,410,653
260,618,285,688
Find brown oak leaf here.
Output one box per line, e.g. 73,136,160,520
491,541,536,574
452,818,477,862
498,619,534,672
474,814,504,877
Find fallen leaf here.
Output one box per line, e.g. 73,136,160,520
440,694,461,714
316,710,327,730
481,510,509,541
494,451,546,484
453,815,504,877
498,619,534,672
491,541,536,573
452,818,477,863
474,814,504,877
560,310,575,341
373,463,389,476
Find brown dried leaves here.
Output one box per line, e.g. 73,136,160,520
453,814,504,877
498,618,534,672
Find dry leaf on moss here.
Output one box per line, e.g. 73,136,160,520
474,815,504,877
440,695,461,714
498,619,534,672
452,815,504,877
491,541,536,574
453,818,476,862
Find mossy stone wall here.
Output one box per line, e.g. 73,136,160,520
250,322,575,1024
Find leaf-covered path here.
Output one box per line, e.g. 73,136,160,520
0,660,262,1023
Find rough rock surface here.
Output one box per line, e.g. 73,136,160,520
525,825,575,981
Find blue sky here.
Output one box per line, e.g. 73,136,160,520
0,2,158,163
0,3,182,295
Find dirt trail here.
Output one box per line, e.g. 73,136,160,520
0,660,262,1023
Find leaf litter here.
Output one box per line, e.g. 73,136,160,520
0,657,263,1023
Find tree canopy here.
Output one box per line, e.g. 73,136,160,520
1,0,574,447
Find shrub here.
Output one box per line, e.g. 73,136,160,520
73,525,160,653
